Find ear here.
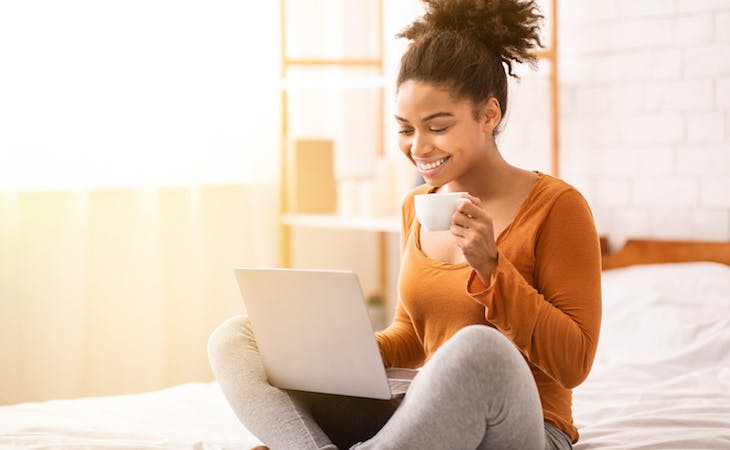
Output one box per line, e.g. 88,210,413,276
478,97,502,134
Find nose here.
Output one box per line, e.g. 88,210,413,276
409,132,431,158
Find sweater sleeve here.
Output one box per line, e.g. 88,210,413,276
467,189,602,388
375,302,426,368
375,189,427,369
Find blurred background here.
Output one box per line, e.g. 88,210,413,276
1,0,728,405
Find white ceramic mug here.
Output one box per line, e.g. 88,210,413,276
414,192,468,231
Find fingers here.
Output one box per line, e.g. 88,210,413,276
461,193,480,205
451,209,484,236
449,194,498,271
456,195,482,217
450,223,465,239
453,197,483,228
450,195,493,239
451,211,477,233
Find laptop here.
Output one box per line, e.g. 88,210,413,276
234,268,415,400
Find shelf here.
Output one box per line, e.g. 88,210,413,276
284,58,382,67
281,76,387,90
282,213,399,233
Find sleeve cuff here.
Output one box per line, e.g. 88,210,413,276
466,254,501,303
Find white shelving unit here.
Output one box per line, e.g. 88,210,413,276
277,0,559,305
278,0,397,301
281,213,399,233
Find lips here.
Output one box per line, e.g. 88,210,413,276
416,156,449,171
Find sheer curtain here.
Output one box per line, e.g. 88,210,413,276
0,1,280,405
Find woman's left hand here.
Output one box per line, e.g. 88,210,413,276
450,193,498,284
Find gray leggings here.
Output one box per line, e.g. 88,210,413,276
208,315,573,450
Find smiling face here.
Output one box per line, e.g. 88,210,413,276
395,80,500,189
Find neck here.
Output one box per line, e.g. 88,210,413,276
440,144,518,202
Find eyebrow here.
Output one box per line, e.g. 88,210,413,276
394,112,454,123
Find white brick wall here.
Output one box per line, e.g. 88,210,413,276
678,0,730,14
560,0,730,247
675,14,714,45
616,0,675,18
644,80,714,111
717,11,730,41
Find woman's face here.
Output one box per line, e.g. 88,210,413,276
395,80,492,188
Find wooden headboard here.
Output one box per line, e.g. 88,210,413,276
601,238,730,270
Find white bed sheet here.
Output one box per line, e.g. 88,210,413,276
2,262,729,449
574,262,730,449
0,382,261,450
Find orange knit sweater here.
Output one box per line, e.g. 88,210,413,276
376,172,602,443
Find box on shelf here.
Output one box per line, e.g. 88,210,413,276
287,139,337,213
335,156,419,218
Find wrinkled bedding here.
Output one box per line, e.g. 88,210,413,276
2,262,729,449
574,262,730,449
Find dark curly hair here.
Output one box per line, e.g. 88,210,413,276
397,0,544,130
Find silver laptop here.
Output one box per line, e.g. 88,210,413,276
234,268,414,400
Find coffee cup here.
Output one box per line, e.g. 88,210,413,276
414,192,467,231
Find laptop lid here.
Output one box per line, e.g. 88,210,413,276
234,268,393,400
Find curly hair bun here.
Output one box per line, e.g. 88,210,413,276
399,0,544,76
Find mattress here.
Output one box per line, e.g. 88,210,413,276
573,261,730,449
2,262,729,449
0,382,262,449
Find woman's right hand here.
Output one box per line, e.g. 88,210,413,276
450,194,498,285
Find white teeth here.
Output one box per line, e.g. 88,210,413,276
417,157,448,171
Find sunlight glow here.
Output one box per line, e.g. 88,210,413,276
0,1,280,190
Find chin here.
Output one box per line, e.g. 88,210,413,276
421,176,445,188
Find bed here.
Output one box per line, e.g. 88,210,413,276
573,239,730,450
2,238,729,449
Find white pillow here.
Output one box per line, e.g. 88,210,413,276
595,262,730,368
601,261,730,310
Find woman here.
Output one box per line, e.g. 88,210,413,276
208,0,601,449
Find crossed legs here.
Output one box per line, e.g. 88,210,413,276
208,316,564,450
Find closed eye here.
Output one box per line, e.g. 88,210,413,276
429,126,448,133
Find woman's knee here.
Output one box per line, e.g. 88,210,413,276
444,325,524,371
207,314,255,361
450,325,510,350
